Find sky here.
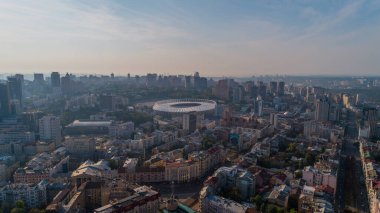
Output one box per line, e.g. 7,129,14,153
1,0,380,77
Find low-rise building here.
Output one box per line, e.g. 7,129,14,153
0,180,48,208
302,165,337,194
199,166,255,212
71,160,117,186
165,159,200,183
14,147,69,184
267,184,291,208
94,186,160,213
63,136,96,159
0,155,19,183
202,195,252,213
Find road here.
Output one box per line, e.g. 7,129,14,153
148,180,204,198
336,139,369,213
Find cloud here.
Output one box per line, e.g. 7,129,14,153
298,0,365,40
0,1,188,42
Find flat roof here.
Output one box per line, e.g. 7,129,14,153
67,120,113,127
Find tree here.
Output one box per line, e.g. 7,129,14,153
108,159,118,170
11,200,26,213
286,143,297,153
15,201,25,209
287,194,299,210
251,195,263,208
260,203,266,212
294,170,302,179
305,152,316,166
269,206,278,213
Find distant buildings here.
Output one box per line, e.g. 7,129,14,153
33,73,44,83
0,83,10,119
212,79,231,101
278,81,285,96
269,81,278,95
39,115,62,145
315,98,330,122
61,73,73,94
7,74,24,106
50,72,60,87
0,74,24,116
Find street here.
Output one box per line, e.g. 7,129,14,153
336,139,369,213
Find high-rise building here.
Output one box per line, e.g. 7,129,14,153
328,104,340,122
212,79,231,101
269,81,278,95
342,93,350,108
252,85,258,99
185,76,193,89
39,115,62,144
315,98,330,122
61,73,72,94
257,81,266,98
34,73,44,83
146,73,157,86
363,106,378,137
232,86,243,103
254,96,263,117
183,113,202,133
278,81,285,96
99,94,115,111
51,72,61,87
7,75,24,107
0,83,10,118
22,111,45,132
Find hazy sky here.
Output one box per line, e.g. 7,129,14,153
1,0,380,77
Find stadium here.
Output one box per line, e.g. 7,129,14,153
153,99,216,114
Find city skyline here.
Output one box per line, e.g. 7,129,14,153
1,0,380,76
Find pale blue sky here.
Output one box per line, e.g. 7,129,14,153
1,0,380,76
